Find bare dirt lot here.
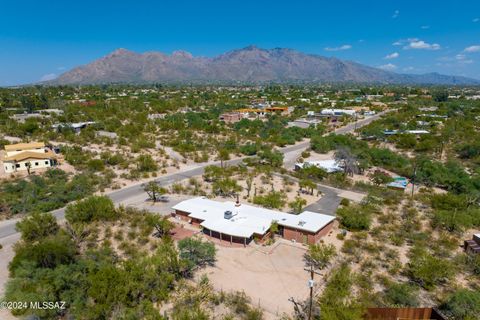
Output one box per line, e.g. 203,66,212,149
197,241,310,319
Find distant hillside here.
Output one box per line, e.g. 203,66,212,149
49,46,479,85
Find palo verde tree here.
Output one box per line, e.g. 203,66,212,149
143,181,167,202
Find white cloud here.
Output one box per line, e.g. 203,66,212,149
464,45,480,53
39,73,57,81
324,44,352,51
455,54,474,64
378,63,397,71
420,25,430,29
403,39,440,50
473,18,479,22
403,66,415,72
392,10,400,18
393,38,418,46
57,66,66,71
384,52,399,59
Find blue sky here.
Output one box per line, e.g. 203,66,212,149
1,0,480,86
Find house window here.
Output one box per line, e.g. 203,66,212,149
45,161,49,165
15,164,20,168
35,162,39,166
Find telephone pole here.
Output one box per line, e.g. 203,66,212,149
308,264,314,320
304,265,322,320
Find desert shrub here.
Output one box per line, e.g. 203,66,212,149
383,282,418,307
65,196,116,224
16,212,59,242
337,205,371,231
441,289,480,320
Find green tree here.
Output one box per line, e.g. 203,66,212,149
318,264,366,320
143,181,167,202
337,205,371,231
304,243,336,270
218,148,230,168
253,191,286,209
9,233,76,274
178,237,216,275
258,148,283,167
65,196,116,224
145,214,174,238
299,178,316,195
16,212,59,242
136,154,158,172
289,196,307,214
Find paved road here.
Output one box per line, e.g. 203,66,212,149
0,111,388,241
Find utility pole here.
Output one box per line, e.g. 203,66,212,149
304,265,321,320
308,264,314,320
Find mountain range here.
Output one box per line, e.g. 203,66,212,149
49,46,479,85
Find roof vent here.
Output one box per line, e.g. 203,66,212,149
298,221,306,226
224,210,233,220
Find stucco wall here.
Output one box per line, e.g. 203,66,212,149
3,159,53,173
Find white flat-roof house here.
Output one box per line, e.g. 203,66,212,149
172,197,335,246
320,109,356,116
295,160,343,173
52,121,96,134
2,142,58,173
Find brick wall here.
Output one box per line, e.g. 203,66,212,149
283,220,335,245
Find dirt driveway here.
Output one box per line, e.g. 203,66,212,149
197,241,310,319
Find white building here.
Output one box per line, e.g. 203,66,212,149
320,109,356,116
295,160,343,173
2,142,58,173
52,121,96,134
172,197,335,245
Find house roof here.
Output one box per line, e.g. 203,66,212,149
295,160,342,173
172,197,335,238
3,149,56,162
4,142,45,152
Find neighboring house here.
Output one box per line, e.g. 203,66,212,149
2,142,58,173
219,112,243,124
321,108,356,116
52,121,96,134
295,160,342,173
287,118,323,129
464,233,480,254
172,197,335,246
383,129,430,136
264,106,290,115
